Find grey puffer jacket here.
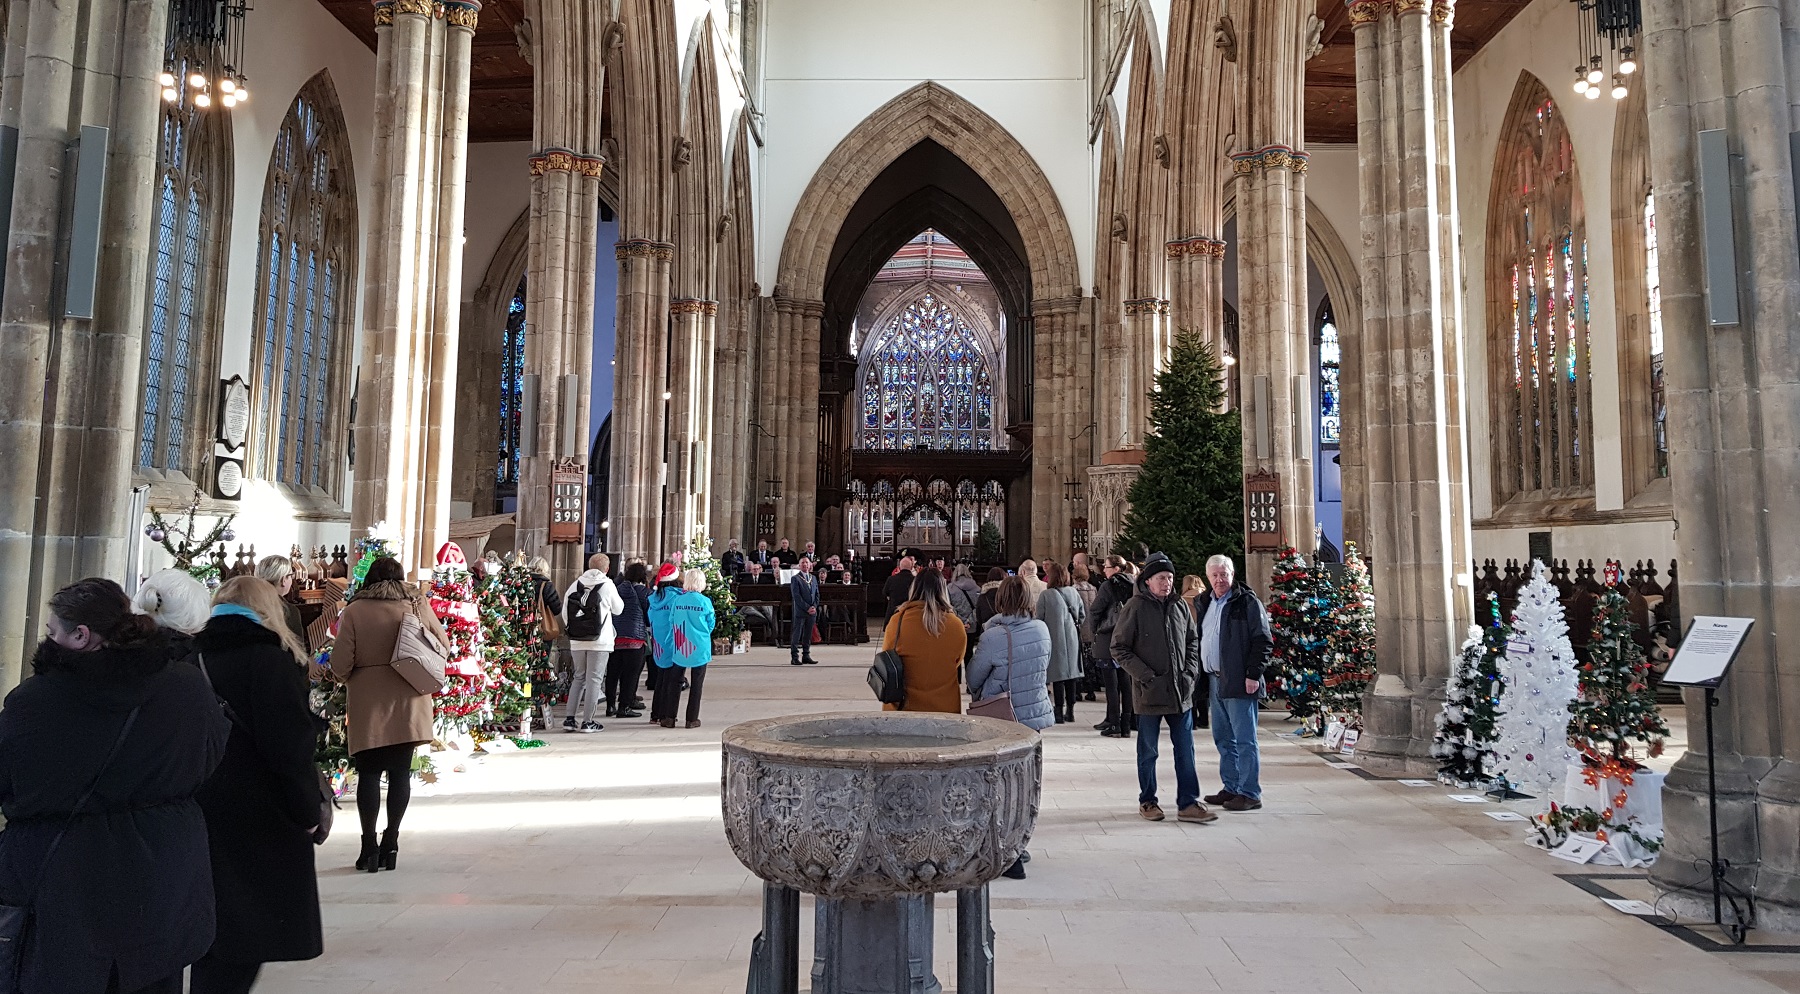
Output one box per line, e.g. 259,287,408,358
1038,586,1085,684
966,613,1053,731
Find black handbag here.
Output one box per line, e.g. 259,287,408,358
867,649,906,706
0,705,141,991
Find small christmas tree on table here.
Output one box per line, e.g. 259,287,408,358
1319,543,1376,722
429,542,489,737
143,488,237,589
1267,547,1325,727
1433,595,1508,787
1493,561,1580,811
684,533,742,648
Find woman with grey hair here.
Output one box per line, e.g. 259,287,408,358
133,568,212,666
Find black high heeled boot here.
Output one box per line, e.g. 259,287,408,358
356,834,379,873
378,829,400,871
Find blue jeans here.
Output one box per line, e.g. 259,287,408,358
1210,677,1261,800
1136,710,1199,809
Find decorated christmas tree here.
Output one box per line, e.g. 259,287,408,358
1433,598,1508,787
428,542,490,735
1493,561,1580,808
1116,328,1243,575
475,556,541,726
1570,587,1669,773
143,488,236,589
684,533,742,644
1319,543,1376,721
1266,547,1326,724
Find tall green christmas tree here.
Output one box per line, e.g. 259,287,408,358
475,558,540,726
1116,328,1242,576
1570,587,1669,771
1319,543,1376,720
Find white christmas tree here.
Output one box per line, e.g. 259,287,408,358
1492,561,1580,811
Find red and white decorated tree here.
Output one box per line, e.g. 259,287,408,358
429,542,489,735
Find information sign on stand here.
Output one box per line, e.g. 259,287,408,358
549,459,585,544
1245,469,1283,552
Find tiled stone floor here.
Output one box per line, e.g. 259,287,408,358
259,642,1799,994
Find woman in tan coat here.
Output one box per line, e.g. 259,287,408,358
881,570,968,715
327,557,449,873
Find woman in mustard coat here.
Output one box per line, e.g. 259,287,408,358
881,570,968,715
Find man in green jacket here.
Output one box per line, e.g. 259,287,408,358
1111,553,1217,824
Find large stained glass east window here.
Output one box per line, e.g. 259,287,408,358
858,292,995,451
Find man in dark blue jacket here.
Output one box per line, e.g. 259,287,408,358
789,558,820,665
1195,554,1273,811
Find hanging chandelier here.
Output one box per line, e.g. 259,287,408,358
1569,0,1639,101
159,0,251,111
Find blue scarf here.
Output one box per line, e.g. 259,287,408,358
211,603,264,626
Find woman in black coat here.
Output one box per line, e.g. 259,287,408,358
190,576,325,994
0,577,228,994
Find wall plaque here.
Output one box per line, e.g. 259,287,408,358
549,459,586,543
212,375,251,501
1245,469,1283,551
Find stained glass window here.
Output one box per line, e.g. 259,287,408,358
1316,299,1340,446
254,75,357,492
1489,82,1593,502
139,48,226,475
1644,191,1667,477
499,277,527,487
856,292,996,451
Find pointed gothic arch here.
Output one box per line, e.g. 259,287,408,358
138,60,234,491
1484,72,1594,515
1611,83,1669,508
776,83,1081,302
249,70,358,500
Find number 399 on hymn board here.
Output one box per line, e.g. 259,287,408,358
1244,469,1283,552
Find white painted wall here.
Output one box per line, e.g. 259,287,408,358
1451,0,1672,565
757,0,1093,288
460,142,532,301
207,0,378,556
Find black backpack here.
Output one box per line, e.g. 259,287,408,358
567,583,605,641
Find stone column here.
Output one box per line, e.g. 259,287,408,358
663,298,717,552
1165,238,1227,358
710,291,754,544
1029,295,1085,560
0,0,169,685
1347,0,1474,775
1642,0,1800,928
351,0,480,573
766,294,822,547
607,238,671,561
1234,2,1315,585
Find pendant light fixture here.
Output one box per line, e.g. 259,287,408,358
161,0,251,113
1569,0,1640,101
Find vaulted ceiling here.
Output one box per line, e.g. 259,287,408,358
313,0,1535,146
1307,0,1536,142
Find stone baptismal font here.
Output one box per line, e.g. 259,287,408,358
722,712,1043,994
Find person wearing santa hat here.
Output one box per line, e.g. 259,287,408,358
647,565,716,728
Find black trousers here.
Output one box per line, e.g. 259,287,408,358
651,664,707,723
1103,667,1136,729
790,611,816,660
1053,679,1079,718
606,645,648,709
189,954,262,994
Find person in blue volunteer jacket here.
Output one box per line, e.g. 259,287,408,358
647,567,717,729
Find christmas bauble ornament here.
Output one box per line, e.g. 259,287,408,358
221,528,236,543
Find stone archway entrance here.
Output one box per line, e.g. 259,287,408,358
768,83,1083,561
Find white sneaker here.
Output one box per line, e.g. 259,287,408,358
580,721,604,733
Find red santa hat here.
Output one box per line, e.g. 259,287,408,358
655,563,680,585
436,542,467,567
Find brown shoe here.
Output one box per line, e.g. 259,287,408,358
1177,803,1219,824
1139,802,1165,822
686,719,702,729
1202,790,1239,806
1222,794,1262,812
658,718,676,728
